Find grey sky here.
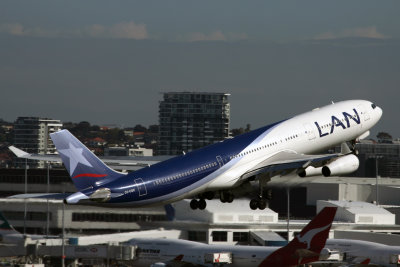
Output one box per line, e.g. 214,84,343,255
1,1,399,138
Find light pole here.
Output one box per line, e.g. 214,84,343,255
24,158,28,235
370,155,383,205
46,162,50,237
286,187,290,242
62,202,65,267
375,155,383,205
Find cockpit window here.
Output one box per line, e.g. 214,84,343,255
371,103,376,109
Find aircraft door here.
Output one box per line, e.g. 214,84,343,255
134,178,148,197
216,156,224,167
303,123,316,140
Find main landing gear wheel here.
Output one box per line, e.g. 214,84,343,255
249,198,268,210
190,199,198,210
250,199,258,210
203,191,215,200
198,199,206,210
190,199,207,210
220,191,234,203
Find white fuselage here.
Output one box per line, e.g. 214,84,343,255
128,237,400,267
128,238,275,267
325,239,400,267
204,100,382,191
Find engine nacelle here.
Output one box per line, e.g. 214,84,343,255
298,166,323,178
322,154,359,177
318,248,332,261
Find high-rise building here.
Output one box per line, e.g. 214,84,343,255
13,117,63,168
158,92,230,155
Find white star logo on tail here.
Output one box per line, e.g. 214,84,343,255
59,143,93,174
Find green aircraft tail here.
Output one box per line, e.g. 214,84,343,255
0,211,14,230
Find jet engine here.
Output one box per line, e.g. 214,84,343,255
322,154,359,177
318,248,337,261
298,166,323,178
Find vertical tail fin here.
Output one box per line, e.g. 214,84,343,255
0,211,15,231
0,211,23,243
360,258,371,265
260,207,337,267
50,130,125,191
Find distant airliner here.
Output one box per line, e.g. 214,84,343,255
50,100,382,209
0,211,57,243
325,239,400,267
128,207,337,267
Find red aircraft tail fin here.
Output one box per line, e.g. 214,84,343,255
259,207,337,267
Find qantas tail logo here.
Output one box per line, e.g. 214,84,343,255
259,207,337,267
296,223,331,249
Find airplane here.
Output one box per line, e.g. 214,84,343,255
0,211,57,244
325,239,400,267
338,259,374,267
48,99,381,209
127,207,337,267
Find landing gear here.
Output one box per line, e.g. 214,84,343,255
249,197,268,210
219,191,234,203
190,199,198,210
201,191,215,200
198,199,206,210
250,175,271,210
250,199,258,210
190,198,207,210
350,140,359,155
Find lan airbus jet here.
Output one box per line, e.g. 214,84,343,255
50,100,382,209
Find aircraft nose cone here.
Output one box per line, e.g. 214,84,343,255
376,106,383,120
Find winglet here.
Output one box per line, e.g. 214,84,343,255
259,207,337,267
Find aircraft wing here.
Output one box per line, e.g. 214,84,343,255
241,150,341,180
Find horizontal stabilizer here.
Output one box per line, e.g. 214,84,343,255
8,146,62,162
7,193,72,200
